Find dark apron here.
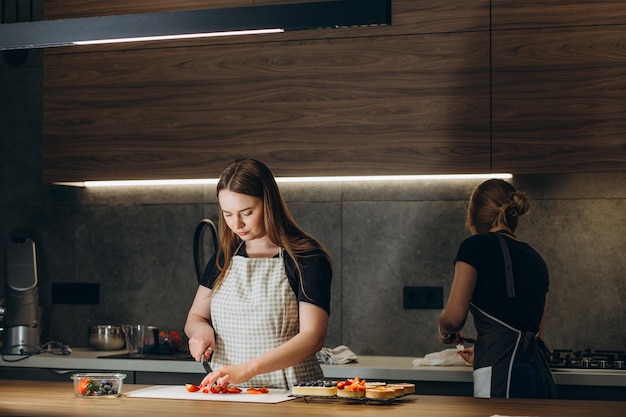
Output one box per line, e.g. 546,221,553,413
470,233,556,398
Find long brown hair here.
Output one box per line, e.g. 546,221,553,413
466,179,530,234
213,158,331,289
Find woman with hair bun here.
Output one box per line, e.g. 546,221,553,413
438,179,556,399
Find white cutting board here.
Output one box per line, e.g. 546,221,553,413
126,385,294,403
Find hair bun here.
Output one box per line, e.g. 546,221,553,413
509,191,530,216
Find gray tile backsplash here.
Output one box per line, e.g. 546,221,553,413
2,172,625,356
1,38,625,359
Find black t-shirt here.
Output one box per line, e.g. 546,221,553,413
200,245,332,314
455,232,549,333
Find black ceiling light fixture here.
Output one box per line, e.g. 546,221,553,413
0,0,391,51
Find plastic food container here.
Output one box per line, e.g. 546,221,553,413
71,373,127,398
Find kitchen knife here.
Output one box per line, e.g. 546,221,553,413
203,352,212,373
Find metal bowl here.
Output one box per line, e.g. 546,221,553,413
89,325,125,351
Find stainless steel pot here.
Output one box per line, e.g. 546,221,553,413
89,325,125,351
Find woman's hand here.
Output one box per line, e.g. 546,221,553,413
188,326,216,362
458,346,474,364
438,328,463,345
185,286,216,362
201,363,252,388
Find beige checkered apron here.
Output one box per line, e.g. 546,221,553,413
210,249,323,389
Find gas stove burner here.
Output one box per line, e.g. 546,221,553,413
549,348,626,370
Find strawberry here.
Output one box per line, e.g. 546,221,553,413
247,386,269,394
185,383,201,392
76,378,101,396
223,386,242,394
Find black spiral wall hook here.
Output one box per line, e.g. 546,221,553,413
193,219,218,283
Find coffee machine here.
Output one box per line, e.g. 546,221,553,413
2,238,40,355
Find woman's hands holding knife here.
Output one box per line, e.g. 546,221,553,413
187,325,216,362
187,325,252,388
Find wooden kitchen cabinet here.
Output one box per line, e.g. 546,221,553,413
491,0,626,173
43,0,252,19
41,0,626,182
491,25,626,173
43,31,490,181
42,0,492,182
491,0,626,30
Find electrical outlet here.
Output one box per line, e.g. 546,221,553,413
403,286,443,309
52,283,100,305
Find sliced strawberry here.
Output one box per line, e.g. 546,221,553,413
223,386,243,394
247,386,269,394
185,383,201,392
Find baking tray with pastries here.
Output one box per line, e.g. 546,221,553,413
290,377,415,403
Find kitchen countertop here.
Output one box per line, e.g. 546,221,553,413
0,349,205,374
0,379,624,417
1,349,625,388
321,355,626,388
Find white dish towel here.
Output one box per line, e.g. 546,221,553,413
412,344,470,366
316,345,358,364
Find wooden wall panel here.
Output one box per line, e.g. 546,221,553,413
42,0,626,180
45,0,488,34
44,0,253,19
43,1,489,54
492,0,626,30
42,0,491,182
44,32,490,181
492,25,626,174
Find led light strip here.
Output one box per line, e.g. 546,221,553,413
54,173,513,188
73,29,284,46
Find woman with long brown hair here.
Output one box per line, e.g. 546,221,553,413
185,159,332,390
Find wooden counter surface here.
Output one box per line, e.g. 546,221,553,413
0,379,622,417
